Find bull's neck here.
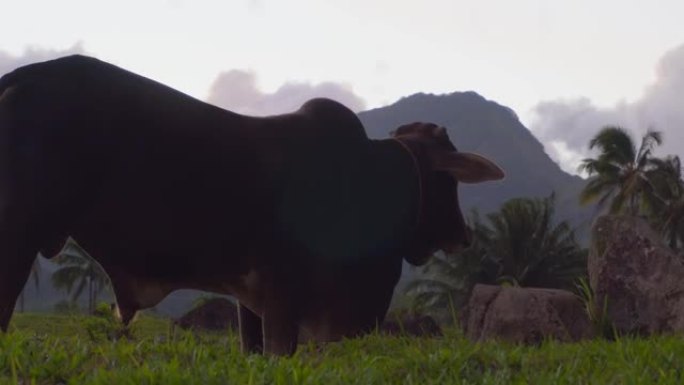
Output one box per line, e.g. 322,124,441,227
369,139,426,236
389,138,428,229
369,138,441,264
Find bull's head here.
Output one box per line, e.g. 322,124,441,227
391,122,504,265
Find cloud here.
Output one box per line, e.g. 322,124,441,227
207,70,366,116
0,43,85,78
530,43,684,175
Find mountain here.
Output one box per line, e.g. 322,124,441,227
17,91,596,315
358,91,594,231
358,91,596,302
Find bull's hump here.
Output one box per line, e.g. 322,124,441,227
4,54,102,81
297,98,368,142
51,54,100,67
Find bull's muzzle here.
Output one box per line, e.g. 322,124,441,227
441,226,472,254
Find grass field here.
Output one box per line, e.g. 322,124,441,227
2,313,684,384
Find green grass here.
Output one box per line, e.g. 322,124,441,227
2,313,684,384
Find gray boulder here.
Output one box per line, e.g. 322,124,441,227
589,215,684,335
461,284,593,344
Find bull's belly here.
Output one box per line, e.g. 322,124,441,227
68,205,262,312
297,280,396,342
203,267,394,343
71,187,261,266
298,302,387,342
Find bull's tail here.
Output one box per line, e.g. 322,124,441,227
0,66,22,211
0,75,15,221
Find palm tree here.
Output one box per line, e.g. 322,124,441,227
644,155,684,249
480,195,587,288
404,211,491,312
407,195,587,313
578,126,662,215
17,257,42,312
52,239,111,314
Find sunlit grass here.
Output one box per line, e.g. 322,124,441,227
2,313,684,384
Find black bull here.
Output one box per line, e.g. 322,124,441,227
0,55,504,354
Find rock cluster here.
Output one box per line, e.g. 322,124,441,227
588,215,684,335
461,284,593,344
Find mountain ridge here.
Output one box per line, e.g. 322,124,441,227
358,91,590,221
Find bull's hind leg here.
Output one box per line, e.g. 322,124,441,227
238,302,263,354
101,265,170,328
0,229,38,331
105,270,142,327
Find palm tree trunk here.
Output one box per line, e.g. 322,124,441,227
93,279,99,311
88,276,94,314
669,228,677,250
631,194,637,216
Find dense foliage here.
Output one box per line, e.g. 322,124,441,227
406,194,587,313
51,240,112,314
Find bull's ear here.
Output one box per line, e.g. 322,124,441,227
434,152,505,183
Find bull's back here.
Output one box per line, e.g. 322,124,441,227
0,56,397,318
0,56,268,269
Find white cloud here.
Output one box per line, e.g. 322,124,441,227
530,43,684,175
207,70,366,116
0,43,85,78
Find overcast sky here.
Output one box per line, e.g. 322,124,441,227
1,0,683,175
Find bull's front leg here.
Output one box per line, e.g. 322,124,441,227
254,268,300,356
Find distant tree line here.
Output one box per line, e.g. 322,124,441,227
406,194,587,313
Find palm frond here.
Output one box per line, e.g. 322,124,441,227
636,130,663,167
70,276,88,303
579,176,618,206
588,126,636,166
51,266,85,293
